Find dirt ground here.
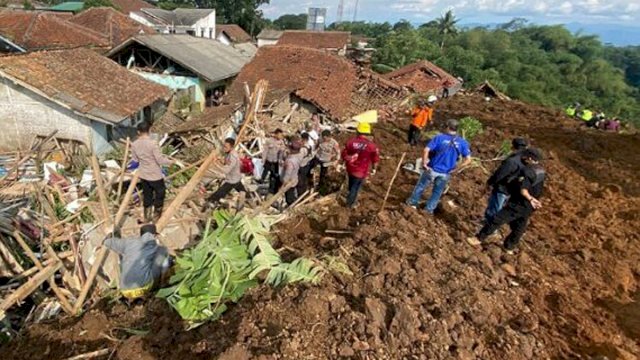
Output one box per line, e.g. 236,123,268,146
3,95,640,359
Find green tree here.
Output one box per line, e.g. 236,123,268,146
83,0,115,9
22,0,34,9
273,13,307,30
437,10,458,50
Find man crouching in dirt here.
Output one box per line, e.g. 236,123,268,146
104,224,172,300
467,148,545,253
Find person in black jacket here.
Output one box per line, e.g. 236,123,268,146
467,148,545,252
483,138,528,223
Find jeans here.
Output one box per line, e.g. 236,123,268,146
407,169,450,213
346,175,364,207
484,191,509,223
140,179,166,210
208,182,246,203
478,201,532,250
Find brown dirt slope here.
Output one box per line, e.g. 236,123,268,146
2,95,640,360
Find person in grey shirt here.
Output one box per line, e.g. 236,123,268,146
282,140,303,206
104,224,170,299
309,130,341,191
261,129,285,194
208,138,247,204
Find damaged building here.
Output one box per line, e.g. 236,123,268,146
0,48,170,154
129,8,216,38
276,30,351,55
68,7,156,47
383,60,462,97
108,34,252,111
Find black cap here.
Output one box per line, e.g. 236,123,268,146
446,119,459,131
522,148,542,161
512,138,528,150
140,224,157,236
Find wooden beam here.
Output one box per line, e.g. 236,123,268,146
0,261,62,313
90,154,111,228
115,138,130,204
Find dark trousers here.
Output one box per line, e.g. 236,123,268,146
408,124,421,145
208,182,246,203
285,187,298,206
297,164,311,196
309,157,329,190
141,179,166,210
477,201,532,250
346,175,364,207
261,161,280,194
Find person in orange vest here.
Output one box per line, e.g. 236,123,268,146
407,95,437,146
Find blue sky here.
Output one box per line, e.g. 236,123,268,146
261,0,640,26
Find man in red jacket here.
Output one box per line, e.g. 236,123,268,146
341,122,380,208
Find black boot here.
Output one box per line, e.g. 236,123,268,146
144,207,153,223
153,207,163,222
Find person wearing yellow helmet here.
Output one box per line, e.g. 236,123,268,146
341,122,380,208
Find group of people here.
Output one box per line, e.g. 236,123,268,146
565,103,622,132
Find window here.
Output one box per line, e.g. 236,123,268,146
186,30,195,36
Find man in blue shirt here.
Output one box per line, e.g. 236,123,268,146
407,119,471,214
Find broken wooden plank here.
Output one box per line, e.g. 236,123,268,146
115,138,130,203
0,261,63,313
90,154,111,227
380,152,406,212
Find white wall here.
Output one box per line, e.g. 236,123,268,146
0,78,115,154
258,39,278,47
217,33,231,45
192,10,216,39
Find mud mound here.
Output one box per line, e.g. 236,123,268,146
3,95,640,359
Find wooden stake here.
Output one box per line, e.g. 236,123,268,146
0,261,62,313
90,154,111,227
379,152,407,213
165,158,204,181
63,348,111,360
113,171,140,230
115,138,130,203
12,231,74,314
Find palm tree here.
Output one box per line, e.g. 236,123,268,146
437,10,459,51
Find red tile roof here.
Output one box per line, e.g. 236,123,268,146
110,0,155,15
0,48,171,123
0,10,109,50
383,60,459,93
229,45,357,119
277,30,350,50
69,7,156,47
216,24,252,43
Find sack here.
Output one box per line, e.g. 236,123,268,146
240,156,254,175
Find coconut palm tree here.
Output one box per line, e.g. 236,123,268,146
437,10,459,51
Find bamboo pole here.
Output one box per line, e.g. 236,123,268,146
165,158,204,181
0,261,62,313
90,154,111,226
114,171,140,230
379,152,407,213
11,251,73,282
63,348,111,360
115,138,130,203
0,130,58,182
12,231,74,314
72,172,139,314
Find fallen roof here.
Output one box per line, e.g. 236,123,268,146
0,10,109,50
257,29,282,40
69,7,156,47
228,45,358,119
216,24,252,43
0,48,171,123
107,34,251,82
137,8,214,26
111,0,155,15
383,60,459,93
277,30,350,50
172,105,235,134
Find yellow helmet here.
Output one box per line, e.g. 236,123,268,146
357,122,372,134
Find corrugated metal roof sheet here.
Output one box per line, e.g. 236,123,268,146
108,34,251,82
49,2,84,11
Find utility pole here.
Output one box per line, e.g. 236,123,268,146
352,0,359,22
336,0,344,24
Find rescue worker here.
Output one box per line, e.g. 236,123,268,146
565,103,577,117
131,122,174,222
484,138,528,223
467,148,545,252
579,108,594,123
407,96,437,146
104,224,171,300
261,128,285,194
309,130,341,191
406,119,471,214
282,140,303,206
208,138,246,205
297,133,314,196
341,122,380,208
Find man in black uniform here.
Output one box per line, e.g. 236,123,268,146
467,148,545,252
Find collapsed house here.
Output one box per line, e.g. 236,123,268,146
129,8,216,38
108,34,252,110
0,10,109,53
68,6,156,47
216,24,252,45
0,48,170,154
276,30,351,56
384,60,462,97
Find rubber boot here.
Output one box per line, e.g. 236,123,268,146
153,207,163,222
143,207,153,223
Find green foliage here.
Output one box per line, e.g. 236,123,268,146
496,140,512,159
83,0,115,9
158,211,324,324
273,13,307,30
22,0,34,10
459,117,483,140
